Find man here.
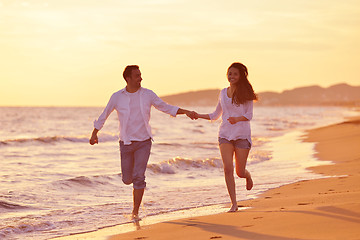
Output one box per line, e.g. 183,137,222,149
89,65,195,220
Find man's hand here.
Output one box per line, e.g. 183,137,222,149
89,135,98,145
89,128,99,145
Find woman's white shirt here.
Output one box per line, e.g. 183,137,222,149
208,88,253,145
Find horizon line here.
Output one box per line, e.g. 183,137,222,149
1,82,358,107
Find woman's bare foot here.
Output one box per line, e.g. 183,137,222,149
131,211,141,222
246,175,253,190
228,204,238,212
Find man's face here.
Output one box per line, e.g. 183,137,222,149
127,69,142,89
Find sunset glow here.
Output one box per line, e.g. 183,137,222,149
1,0,360,106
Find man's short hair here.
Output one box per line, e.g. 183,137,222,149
123,65,139,81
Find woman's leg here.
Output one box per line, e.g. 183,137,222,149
219,143,238,212
234,147,253,190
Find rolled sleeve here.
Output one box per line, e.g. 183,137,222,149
151,91,179,117
209,100,222,121
243,100,253,120
93,94,116,130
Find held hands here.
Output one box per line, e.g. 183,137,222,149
185,110,198,120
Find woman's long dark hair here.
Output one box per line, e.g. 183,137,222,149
228,62,258,105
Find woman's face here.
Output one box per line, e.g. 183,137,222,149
227,67,240,85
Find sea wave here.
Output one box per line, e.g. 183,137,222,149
0,220,56,240
0,200,30,211
248,150,272,164
147,151,272,175
156,142,218,150
0,133,118,146
53,158,223,189
148,157,223,174
52,174,122,190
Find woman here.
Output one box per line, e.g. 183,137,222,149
195,62,257,212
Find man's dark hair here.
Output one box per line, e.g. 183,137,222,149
123,65,139,82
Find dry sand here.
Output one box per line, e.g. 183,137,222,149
107,118,360,240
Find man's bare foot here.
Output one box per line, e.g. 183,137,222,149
228,204,238,212
246,175,253,190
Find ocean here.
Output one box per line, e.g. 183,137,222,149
0,106,357,240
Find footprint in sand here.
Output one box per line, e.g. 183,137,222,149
210,236,222,239
134,237,148,240
183,223,198,227
242,225,254,228
298,202,311,206
253,216,263,219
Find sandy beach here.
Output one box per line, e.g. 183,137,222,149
105,117,360,240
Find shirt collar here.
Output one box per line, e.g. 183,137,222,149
120,87,142,94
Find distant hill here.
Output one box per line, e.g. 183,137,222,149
161,83,360,106
161,89,220,106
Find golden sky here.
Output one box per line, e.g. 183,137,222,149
1,0,360,106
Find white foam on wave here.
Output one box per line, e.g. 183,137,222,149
0,220,56,239
147,157,223,174
52,174,122,189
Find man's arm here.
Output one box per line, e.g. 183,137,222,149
150,90,196,119
90,93,118,145
89,128,99,145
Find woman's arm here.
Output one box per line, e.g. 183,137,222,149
227,100,253,124
195,113,211,120
206,98,222,121
194,90,222,121
227,116,249,124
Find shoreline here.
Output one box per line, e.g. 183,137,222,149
50,116,360,240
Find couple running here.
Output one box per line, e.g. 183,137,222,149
89,62,257,219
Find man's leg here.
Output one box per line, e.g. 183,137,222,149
119,141,135,185
132,139,152,218
133,188,144,217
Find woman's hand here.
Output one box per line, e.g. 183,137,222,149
227,117,239,124
228,116,249,124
